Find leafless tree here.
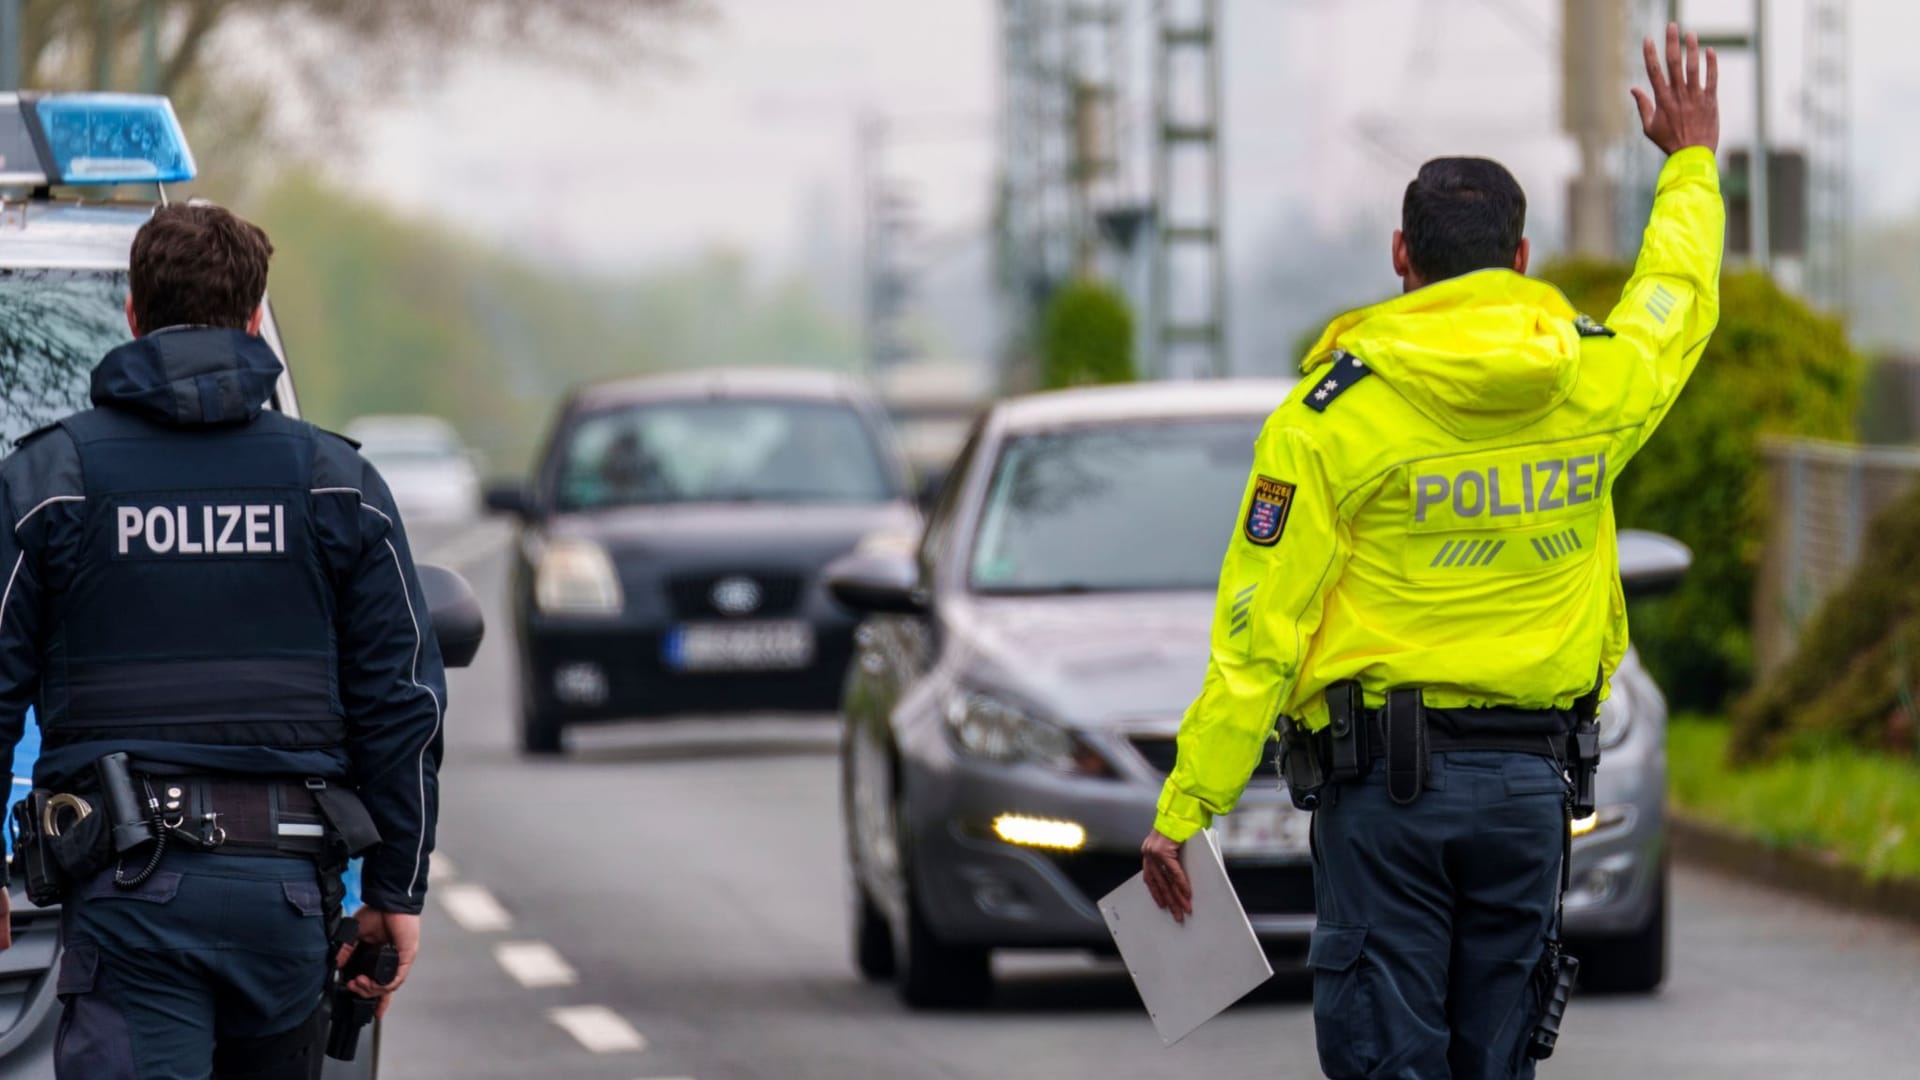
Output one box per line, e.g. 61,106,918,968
21,1,707,98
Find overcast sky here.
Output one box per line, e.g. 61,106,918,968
344,0,1920,273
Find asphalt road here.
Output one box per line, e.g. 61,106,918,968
386,529,1920,1080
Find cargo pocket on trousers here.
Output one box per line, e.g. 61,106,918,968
1505,757,1570,797
55,942,138,1077
1307,922,1378,1079
283,879,324,918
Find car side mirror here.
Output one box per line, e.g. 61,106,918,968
825,549,927,615
418,564,486,668
484,481,532,519
1617,529,1691,599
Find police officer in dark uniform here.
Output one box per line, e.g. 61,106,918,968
0,205,445,1078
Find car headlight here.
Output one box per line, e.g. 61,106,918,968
534,537,624,616
942,687,1113,778
1597,689,1633,750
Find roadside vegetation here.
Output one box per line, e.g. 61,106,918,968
1543,261,1863,712
1730,480,1920,761
1668,717,1920,882
252,173,857,474
1039,281,1137,390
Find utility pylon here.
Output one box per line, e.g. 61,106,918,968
1802,0,1849,313
1151,0,1226,380
1066,1,1125,279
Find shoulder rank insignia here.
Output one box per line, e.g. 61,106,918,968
1303,350,1374,413
1574,313,1616,338
1244,475,1296,546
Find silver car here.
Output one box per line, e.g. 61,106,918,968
829,379,1683,1008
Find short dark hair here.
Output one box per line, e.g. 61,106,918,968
128,204,274,332
1400,158,1527,284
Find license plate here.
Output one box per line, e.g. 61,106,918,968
663,622,815,672
1217,803,1312,859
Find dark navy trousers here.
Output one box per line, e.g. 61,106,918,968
1309,751,1567,1080
55,849,331,1080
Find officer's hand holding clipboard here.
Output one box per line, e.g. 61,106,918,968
1140,829,1193,923
1102,829,1273,1045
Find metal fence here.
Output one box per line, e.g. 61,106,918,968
1754,437,1920,678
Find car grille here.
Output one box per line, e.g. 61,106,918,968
1130,734,1268,790
666,571,805,619
1129,735,1178,775
1053,853,1315,917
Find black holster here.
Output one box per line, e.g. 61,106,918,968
1566,678,1604,819
1383,689,1428,805
1275,716,1327,812
1325,681,1370,783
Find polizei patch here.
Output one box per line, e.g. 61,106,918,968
114,502,288,558
1243,476,1295,547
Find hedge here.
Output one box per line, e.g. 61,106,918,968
1039,281,1136,390
1729,482,1920,761
1541,261,1862,710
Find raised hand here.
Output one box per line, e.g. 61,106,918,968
1631,23,1719,156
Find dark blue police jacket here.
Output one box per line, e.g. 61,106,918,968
0,328,446,914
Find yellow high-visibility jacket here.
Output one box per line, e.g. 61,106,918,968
1155,147,1724,842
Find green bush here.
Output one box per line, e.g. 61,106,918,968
1541,260,1863,710
1730,483,1920,761
1039,281,1136,389
1669,716,1920,881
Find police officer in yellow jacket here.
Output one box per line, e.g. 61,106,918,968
1141,25,1723,1079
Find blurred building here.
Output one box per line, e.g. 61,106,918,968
872,357,994,484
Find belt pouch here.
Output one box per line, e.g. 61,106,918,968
48,798,110,879
307,780,383,858
1384,689,1427,805
1276,717,1328,812
10,793,66,905
1326,682,1368,782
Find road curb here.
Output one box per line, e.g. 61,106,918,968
1670,813,1920,927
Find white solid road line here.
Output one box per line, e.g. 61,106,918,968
439,882,514,933
493,941,578,989
547,1005,647,1053
429,854,457,885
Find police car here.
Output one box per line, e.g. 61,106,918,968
1,93,482,1077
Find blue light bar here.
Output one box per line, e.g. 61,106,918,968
28,94,196,186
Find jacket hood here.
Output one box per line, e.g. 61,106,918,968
92,328,284,427
1301,270,1582,440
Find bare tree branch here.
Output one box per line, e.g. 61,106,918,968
162,0,238,94
21,0,708,95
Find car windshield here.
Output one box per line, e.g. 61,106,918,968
0,268,129,446
356,430,464,467
555,398,896,510
970,418,1265,593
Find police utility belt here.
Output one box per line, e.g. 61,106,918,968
1276,681,1602,814
9,751,382,907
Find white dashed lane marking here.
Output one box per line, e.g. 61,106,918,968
439,882,513,933
547,1005,647,1053
493,941,578,989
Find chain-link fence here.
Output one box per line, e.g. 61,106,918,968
1754,437,1920,678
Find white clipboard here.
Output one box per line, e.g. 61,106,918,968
1098,829,1274,1045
